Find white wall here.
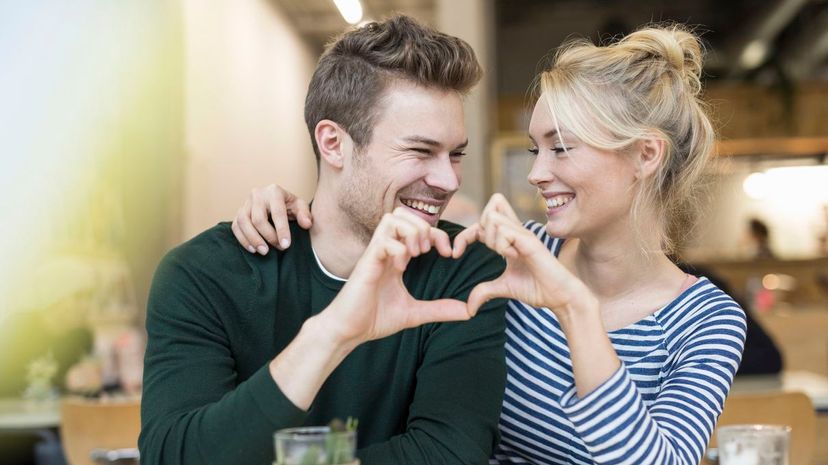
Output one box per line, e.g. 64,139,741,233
182,0,318,239
436,0,496,207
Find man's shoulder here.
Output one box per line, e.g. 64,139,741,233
156,222,281,291
165,222,245,267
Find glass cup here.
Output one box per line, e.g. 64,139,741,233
717,424,791,465
274,426,358,465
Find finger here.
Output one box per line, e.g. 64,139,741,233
290,198,313,229
237,199,270,255
391,218,423,258
499,218,546,257
452,224,481,258
467,279,508,317
393,207,432,254
249,200,279,248
406,299,472,327
231,221,256,254
429,228,453,257
256,188,292,250
379,239,410,272
490,193,521,223
483,215,499,251
389,210,430,257
493,223,520,259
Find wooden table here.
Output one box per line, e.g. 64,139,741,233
732,371,828,413
731,371,828,464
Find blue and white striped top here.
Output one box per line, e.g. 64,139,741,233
490,221,747,465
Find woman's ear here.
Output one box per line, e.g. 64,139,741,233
315,120,353,170
635,137,666,180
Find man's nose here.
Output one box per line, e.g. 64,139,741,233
425,155,460,193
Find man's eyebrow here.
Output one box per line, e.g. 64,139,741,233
402,136,469,150
402,136,441,146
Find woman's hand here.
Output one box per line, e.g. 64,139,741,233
453,194,597,317
231,184,313,254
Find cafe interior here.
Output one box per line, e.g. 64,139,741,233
1,0,827,464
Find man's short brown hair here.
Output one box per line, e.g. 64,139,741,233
304,15,482,163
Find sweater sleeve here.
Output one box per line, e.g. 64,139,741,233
557,297,746,465
138,249,307,465
357,243,508,465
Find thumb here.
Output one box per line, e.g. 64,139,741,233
407,298,473,327
467,279,509,316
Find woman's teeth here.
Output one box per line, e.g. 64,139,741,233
546,196,573,208
402,199,440,214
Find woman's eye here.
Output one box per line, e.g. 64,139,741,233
528,147,539,155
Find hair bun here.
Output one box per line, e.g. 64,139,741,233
621,25,704,95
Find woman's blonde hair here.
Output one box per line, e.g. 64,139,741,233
539,24,715,254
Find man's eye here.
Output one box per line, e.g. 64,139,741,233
450,152,467,157
410,148,432,155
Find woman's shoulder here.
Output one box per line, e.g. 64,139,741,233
658,277,748,346
522,220,565,256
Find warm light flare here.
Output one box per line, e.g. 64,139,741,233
333,0,363,24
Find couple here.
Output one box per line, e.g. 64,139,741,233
140,15,746,465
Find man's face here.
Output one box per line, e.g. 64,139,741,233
337,80,467,242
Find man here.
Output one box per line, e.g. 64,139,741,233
139,16,507,465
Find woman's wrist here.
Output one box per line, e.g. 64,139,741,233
552,283,601,331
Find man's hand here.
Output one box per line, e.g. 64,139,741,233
320,208,472,346
270,208,470,410
231,184,312,254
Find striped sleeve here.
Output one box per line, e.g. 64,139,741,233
557,290,747,465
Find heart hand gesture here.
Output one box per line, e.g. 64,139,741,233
452,194,597,317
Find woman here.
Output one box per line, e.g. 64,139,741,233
232,25,746,465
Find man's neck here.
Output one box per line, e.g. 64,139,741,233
308,191,369,279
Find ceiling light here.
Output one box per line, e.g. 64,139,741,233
742,172,769,200
740,40,769,69
332,0,363,25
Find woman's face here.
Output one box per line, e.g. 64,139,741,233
527,96,640,240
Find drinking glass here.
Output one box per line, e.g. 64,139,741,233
717,424,790,465
274,426,358,465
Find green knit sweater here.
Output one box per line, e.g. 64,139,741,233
139,221,507,465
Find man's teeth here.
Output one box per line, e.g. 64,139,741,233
546,196,573,208
402,200,440,214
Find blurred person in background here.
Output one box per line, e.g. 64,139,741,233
746,217,776,259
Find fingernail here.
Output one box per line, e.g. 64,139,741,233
257,245,268,255
280,238,290,249
247,246,256,253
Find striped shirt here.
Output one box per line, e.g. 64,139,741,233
491,221,747,465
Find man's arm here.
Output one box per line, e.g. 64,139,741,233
140,210,475,465
139,247,308,465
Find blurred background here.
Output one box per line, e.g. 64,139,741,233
1,0,827,464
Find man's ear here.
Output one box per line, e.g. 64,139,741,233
635,137,666,180
315,120,352,170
